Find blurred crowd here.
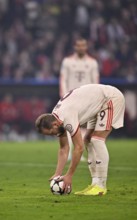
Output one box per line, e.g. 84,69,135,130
0,0,137,80
0,94,50,140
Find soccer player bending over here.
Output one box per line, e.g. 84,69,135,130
35,84,125,196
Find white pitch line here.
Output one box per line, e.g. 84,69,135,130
0,162,136,171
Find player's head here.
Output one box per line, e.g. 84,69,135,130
35,114,65,136
74,38,88,57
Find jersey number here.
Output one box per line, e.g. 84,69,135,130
100,110,105,120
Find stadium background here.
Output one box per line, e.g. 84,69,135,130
0,0,137,140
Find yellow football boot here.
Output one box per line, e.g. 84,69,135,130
83,185,107,196
74,185,93,195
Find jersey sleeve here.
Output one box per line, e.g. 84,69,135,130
90,60,100,84
59,58,69,98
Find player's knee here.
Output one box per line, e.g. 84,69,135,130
92,129,112,140
83,134,91,146
84,130,93,145
90,136,105,146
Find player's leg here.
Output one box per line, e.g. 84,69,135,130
75,93,125,195
84,129,96,184
75,117,99,195
75,102,112,195
75,128,110,195
92,129,111,187
83,129,111,195
83,100,113,195
83,93,125,195
75,127,111,195
80,127,87,161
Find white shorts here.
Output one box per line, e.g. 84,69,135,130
87,89,125,131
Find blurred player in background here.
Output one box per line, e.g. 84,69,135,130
35,84,125,195
60,38,100,161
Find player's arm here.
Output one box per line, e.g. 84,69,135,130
51,131,69,179
62,127,84,191
66,127,84,177
59,59,69,97
91,60,100,84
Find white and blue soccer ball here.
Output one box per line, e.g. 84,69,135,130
50,179,71,195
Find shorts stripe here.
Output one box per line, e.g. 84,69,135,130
106,100,113,130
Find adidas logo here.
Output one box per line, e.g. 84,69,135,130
99,123,105,127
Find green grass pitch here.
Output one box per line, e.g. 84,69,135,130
0,139,137,220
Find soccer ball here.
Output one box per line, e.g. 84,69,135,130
50,179,71,195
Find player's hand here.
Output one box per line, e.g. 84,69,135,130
60,174,72,193
49,174,61,182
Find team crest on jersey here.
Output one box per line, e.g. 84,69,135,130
65,124,73,133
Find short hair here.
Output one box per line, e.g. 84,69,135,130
35,114,56,133
75,37,87,44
